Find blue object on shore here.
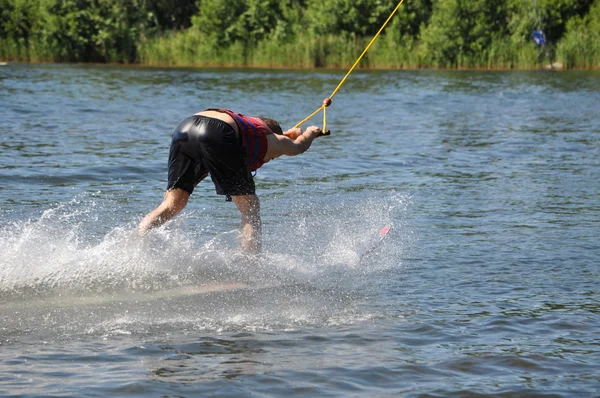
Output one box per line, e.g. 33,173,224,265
533,29,546,46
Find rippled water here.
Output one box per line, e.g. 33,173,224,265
1,63,599,397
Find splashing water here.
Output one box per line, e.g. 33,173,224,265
0,192,410,338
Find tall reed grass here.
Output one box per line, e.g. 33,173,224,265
0,38,60,62
3,29,599,70
135,30,584,70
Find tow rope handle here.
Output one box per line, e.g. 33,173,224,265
288,97,332,139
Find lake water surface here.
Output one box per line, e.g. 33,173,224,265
1,64,599,397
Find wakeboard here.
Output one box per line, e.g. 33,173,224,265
357,225,392,259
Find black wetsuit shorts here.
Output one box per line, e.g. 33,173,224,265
167,115,254,196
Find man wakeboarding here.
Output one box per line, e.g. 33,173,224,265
138,108,325,253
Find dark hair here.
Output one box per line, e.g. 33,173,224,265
259,117,283,135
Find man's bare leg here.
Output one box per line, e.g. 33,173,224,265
232,194,262,254
138,188,190,234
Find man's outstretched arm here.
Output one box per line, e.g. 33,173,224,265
274,126,324,157
231,194,262,254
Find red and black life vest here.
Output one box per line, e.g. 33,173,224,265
216,109,273,171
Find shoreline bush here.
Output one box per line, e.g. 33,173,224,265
1,0,599,69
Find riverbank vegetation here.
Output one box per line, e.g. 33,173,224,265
1,0,599,69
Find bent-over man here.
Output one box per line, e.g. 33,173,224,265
138,108,324,253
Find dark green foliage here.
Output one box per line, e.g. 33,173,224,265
192,0,300,48
0,0,42,40
557,0,600,67
1,0,154,62
305,0,398,36
535,0,595,43
147,0,198,30
388,0,433,39
421,0,511,67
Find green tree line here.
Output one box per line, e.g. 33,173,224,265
1,0,599,68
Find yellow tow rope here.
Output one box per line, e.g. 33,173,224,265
293,0,407,133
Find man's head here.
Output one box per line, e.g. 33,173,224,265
259,117,283,135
